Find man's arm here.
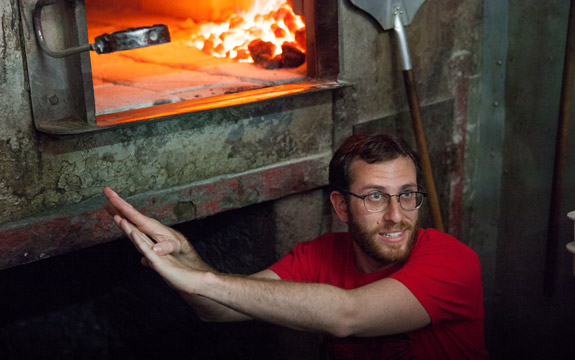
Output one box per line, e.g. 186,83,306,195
105,187,431,337
195,270,430,337
181,269,280,322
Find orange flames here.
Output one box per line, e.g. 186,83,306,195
183,0,306,66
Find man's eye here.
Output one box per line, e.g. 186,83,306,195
400,190,414,198
368,192,384,201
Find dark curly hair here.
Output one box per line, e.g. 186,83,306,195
328,133,422,191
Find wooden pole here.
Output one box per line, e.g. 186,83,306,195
403,69,445,233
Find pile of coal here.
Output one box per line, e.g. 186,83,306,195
248,39,305,69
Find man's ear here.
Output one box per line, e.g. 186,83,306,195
330,190,349,223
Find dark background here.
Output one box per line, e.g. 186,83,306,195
0,203,322,359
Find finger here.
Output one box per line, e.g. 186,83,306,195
107,195,171,255
104,188,135,213
104,187,137,214
103,188,128,219
119,218,156,249
112,214,125,228
105,187,181,256
124,223,158,258
106,191,160,232
103,201,118,217
152,238,179,256
130,230,159,262
119,221,179,256
117,217,136,237
103,187,121,200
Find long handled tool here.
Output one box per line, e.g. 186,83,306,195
350,0,445,232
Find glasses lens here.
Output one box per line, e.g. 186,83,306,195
399,192,423,210
364,192,389,212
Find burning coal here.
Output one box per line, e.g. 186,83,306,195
183,0,306,68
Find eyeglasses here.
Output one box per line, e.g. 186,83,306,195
339,189,428,212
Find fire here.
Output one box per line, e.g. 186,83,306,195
183,0,306,67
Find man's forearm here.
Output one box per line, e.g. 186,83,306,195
187,271,430,338
179,293,253,322
195,271,354,336
178,268,279,323
174,256,252,322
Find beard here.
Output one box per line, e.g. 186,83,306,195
348,212,420,267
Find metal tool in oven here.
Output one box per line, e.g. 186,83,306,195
33,0,171,58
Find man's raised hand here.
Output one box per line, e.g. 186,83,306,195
103,187,205,269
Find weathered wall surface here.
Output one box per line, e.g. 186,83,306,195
0,1,41,224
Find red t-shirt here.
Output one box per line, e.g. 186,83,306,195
268,228,488,359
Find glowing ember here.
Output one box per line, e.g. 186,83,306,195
184,0,306,66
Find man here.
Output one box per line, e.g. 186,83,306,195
104,133,487,359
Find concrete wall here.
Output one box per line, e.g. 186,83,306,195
0,1,40,225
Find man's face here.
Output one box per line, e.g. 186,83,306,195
346,156,421,269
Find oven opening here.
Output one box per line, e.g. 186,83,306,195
84,0,314,125
22,0,338,134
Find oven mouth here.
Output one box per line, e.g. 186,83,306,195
86,0,308,118
20,0,340,134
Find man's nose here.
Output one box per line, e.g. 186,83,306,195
383,196,403,223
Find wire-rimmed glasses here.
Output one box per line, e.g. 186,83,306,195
339,189,427,212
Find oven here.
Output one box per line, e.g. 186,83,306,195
4,0,464,275
19,0,340,134
0,0,344,271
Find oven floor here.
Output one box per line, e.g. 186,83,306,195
87,9,306,116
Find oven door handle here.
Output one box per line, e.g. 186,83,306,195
33,0,171,58
33,0,91,58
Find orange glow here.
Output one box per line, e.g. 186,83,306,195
96,81,340,127
183,0,305,63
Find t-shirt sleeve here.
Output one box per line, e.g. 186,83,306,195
268,240,316,282
390,230,484,324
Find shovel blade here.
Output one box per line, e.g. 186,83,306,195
350,0,425,30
